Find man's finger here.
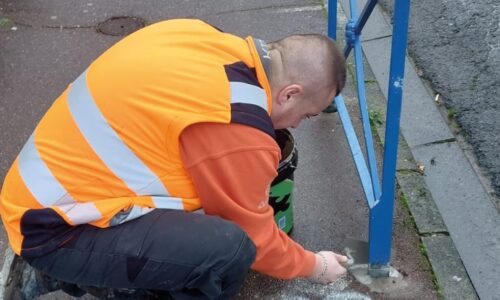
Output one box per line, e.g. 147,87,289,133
334,253,348,262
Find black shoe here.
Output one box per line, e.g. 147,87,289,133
58,280,87,297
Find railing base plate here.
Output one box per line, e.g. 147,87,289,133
349,264,409,293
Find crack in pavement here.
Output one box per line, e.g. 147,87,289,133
413,138,457,149
207,3,323,17
4,3,324,31
420,232,450,237
10,20,94,30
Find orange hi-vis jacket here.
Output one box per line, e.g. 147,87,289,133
0,19,276,257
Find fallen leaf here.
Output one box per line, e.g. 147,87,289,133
416,163,425,175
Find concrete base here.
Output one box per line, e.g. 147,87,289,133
349,265,408,294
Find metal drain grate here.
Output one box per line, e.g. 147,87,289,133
97,16,146,36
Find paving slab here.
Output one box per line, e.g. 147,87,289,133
422,235,478,300
412,141,500,298
361,37,455,148
396,160,448,235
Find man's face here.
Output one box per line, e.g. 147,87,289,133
271,87,337,129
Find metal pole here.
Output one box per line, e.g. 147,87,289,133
368,0,411,277
328,0,337,40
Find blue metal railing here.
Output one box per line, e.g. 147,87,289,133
328,0,410,276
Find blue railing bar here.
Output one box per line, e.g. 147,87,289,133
328,0,337,40
368,0,411,267
335,95,378,209
354,0,378,36
348,0,356,20
343,0,378,58
350,0,382,200
324,0,338,112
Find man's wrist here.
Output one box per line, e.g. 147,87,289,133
315,252,328,281
308,252,329,282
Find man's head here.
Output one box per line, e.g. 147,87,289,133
267,34,346,129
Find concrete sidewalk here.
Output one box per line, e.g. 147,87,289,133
0,0,461,299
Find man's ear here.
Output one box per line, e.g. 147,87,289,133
277,84,303,105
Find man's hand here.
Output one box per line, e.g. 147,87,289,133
307,251,348,284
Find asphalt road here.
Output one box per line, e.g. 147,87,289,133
379,0,500,209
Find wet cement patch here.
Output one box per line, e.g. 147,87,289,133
349,265,408,294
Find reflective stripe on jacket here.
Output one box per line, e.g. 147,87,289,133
0,19,274,256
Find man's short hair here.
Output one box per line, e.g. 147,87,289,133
268,34,346,97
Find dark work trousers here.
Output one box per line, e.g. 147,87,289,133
26,209,257,299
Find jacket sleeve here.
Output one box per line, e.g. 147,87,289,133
179,122,316,279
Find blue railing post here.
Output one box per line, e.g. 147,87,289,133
326,0,411,277
328,0,337,40
368,0,411,276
